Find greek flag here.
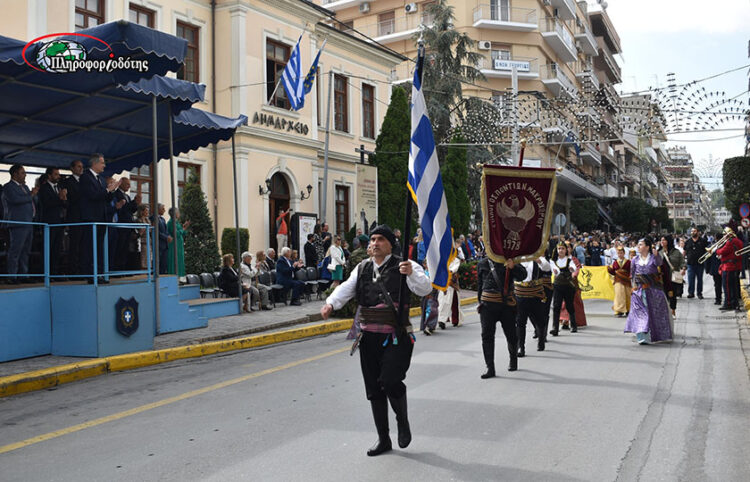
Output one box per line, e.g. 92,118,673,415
281,35,304,110
407,49,455,290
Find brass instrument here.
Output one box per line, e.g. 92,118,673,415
736,244,750,257
698,234,730,264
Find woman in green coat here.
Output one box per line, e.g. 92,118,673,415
167,207,190,277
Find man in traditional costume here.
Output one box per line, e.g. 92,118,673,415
607,246,631,317
515,258,550,355
321,225,432,456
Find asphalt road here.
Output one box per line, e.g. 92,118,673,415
1,295,749,481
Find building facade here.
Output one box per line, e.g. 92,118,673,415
4,0,403,254
318,0,626,230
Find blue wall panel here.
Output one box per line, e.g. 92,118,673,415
0,287,51,362
50,285,99,357
96,283,155,357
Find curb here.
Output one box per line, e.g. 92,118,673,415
741,283,750,322
0,296,478,398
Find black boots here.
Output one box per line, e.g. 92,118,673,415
507,341,518,372
367,399,392,456
481,367,496,379
388,395,412,449
570,319,578,333
481,341,496,378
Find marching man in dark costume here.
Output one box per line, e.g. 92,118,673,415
477,257,527,378
321,225,432,456
515,257,551,356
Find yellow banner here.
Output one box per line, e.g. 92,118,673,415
577,266,615,300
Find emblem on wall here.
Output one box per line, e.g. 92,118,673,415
115,297,139,337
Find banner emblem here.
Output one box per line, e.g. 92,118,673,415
115,297,139,337
481,165,558,263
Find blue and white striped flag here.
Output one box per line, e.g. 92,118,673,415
281,35,304,110
407,48,456,290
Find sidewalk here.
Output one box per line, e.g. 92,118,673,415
0,289,478,396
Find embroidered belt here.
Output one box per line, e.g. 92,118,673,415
359,306,398,326
480,291,517,307
514,284,545,299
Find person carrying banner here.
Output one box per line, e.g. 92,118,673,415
321,225,432,456
515,258,551,355
607,246,631,317
477,257,527,377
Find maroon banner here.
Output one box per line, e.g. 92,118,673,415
481,165,558,263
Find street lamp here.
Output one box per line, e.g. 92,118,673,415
258,178,272,196
300,184,313,201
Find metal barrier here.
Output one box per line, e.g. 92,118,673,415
0,220,153,287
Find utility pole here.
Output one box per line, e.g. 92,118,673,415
321,70,333,225
511,66,519,164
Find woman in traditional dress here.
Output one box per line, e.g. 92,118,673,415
166,207,189,277
550,243,579,336
624,238,672,345
659,235,684,317
607,246,631,317
437,256,463,329
559,242,587,329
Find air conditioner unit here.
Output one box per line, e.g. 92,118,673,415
405,3,417,14
478,40,491,50
359,2,370,13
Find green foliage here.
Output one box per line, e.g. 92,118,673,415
570,199,598,232
345,223,357,248
441,133,472,235
650,206,672,232
609,197,650,232
710,189,725,210
722,156,750,220
220,227,249,266
457,260,479,291
180,169,220,274
370,86,414,230
419,0,484,145
675,219,693,234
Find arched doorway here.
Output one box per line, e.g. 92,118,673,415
268,172,290,252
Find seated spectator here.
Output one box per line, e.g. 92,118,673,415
290,249,304,269
217,254,251,313
265,248,277,270
256,250,272,273
276,246,305,306
239,251,271,310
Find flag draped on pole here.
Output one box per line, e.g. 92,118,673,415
303,39,326,97
281,35,304,110
407,47,455,290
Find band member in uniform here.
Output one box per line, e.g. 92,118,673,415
515,257,551,355
716,227,743,312
550,243,579,335
321,225,432,456
608,246,631,317
477,257,527,377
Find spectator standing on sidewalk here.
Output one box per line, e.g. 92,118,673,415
684,228,707,299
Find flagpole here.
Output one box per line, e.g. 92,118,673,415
396,42,423,327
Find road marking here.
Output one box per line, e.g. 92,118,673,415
0,346,349,455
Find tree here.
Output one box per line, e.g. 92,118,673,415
609,197,650,233
370,86,413,230
220,227,249,266
570,199,598,231
441,133,472,235
722,156,750,221
419,0,484,146
710,189,725,210
180,169,220,274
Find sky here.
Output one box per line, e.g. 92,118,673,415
601,0,749,191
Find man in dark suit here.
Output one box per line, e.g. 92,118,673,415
39,167,68,276
265,248,277,271
156,203,171,274
63,160,84,275
79,153,120,282
112,177,140,271
2,164,37,283
276,246,305,305
304,234,318,268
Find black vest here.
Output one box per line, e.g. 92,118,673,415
356,256,411,307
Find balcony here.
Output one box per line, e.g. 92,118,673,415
580,142,601,165
473,5,538,31
548,0,576,20
600,142,617,165
594,37,622,83
359,14,430,44
574,23,598,55
541,63,578,100
557,165,604,198
320,0,360,11
575,60,600,91
540,17,577,62
476,53,539,79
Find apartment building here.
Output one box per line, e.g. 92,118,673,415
664,146,702,227
4,0,403,253
319,0,625,229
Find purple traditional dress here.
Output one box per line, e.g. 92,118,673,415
624,253,672,344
